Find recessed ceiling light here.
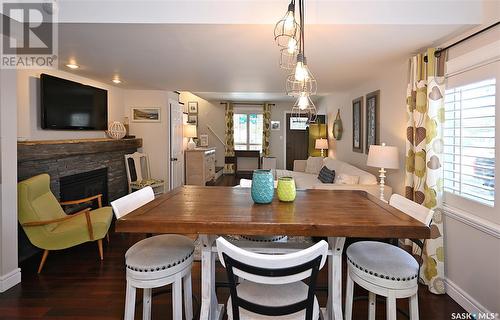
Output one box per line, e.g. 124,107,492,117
112,78,121,84
66,63,79,69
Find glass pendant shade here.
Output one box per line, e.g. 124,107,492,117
286,54,317,97
280,47,298,70
274,3,300,48
292,92,317,123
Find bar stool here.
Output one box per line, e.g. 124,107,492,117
111,187,194,320
344,194,434,320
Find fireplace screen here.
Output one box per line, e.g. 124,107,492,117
59,168,109,211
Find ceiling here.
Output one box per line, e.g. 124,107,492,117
58,23,473,95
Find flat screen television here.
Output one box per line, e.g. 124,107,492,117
41,74,108,130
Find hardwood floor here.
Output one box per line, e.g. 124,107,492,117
0,228,464,319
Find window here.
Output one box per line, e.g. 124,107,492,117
443,78,496,207
234,113,263,151
289,116,309,130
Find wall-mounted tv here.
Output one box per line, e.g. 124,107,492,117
41,74,108,130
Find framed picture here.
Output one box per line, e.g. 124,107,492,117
131,107,161,122
365,90,380,154
187,114,198,125
271,121,280,131
352,97,363,153
199,134,209,147
188,101,198,114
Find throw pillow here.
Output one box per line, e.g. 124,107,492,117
318,166,335,183
335,173,360,185
305,157,324,174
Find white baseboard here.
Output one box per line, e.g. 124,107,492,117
0,268,21,293
446,278,492,315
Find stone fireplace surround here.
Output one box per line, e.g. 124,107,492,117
17,138,142,202
17,137,142,261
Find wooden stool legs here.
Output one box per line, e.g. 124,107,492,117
37,250,49,274
97,239,104,260
123,271,193,320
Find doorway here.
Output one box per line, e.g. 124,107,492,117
285,114,326,170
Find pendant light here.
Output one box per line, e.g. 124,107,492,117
274,0,300,49
285,53,317,96
274,0,317,123
292,0,317,121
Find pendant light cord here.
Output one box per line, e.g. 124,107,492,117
299,0,304,55
302,0,305,56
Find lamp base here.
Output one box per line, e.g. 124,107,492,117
187,138,196,150
378,168,387,202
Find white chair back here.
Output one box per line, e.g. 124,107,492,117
110,186,155,219
124,152,152,184
216,237,328,285
389,194,434,226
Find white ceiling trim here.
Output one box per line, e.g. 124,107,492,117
51,0,482,25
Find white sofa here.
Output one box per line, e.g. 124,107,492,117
277,157,392,199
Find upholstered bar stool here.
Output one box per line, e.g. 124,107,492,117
344,194,434,320
111,187,194,320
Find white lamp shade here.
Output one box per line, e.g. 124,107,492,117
367,144,399,169
315,138,328,150
184,124,197,138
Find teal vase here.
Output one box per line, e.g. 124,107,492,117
251,170,274,204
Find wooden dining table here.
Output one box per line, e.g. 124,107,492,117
116,186,430,320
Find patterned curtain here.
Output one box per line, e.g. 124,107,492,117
262,103,272,157
224,102,235,174
405,48,446,294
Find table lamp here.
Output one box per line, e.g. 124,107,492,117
367,143,399,202
315,138,329,157
184,124,197,150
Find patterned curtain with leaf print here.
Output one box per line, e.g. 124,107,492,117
405,48,446,294
262,103,272,157
224,102,235,174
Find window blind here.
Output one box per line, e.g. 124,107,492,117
443,78,496,206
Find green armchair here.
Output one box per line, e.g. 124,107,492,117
18,174,113,273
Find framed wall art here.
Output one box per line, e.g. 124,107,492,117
271,121,281,131
131,107,161,122
352,97,363,153
365,90,380,154
187,114,198,125
199,134,209,147
188,101,198,114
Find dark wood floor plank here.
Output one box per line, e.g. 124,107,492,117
0,229,464,320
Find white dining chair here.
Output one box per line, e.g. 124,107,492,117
216,236,328,320
344,194,434,320
111,187,194,320
124,152,165,195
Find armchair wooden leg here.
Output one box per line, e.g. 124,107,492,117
38,250,49,274
97,239,104,260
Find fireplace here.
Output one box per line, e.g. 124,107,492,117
60,168,109,210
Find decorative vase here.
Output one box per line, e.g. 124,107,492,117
106,121,126,139
251,169,274,204
277,177,296,202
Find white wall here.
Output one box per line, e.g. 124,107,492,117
318,60,408,195
441,26,500,315
317,24,500,315
16,69,125,140
179,92,226,167
124,90,176,187
0,65,21,292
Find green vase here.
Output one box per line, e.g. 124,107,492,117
277,177,296,202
